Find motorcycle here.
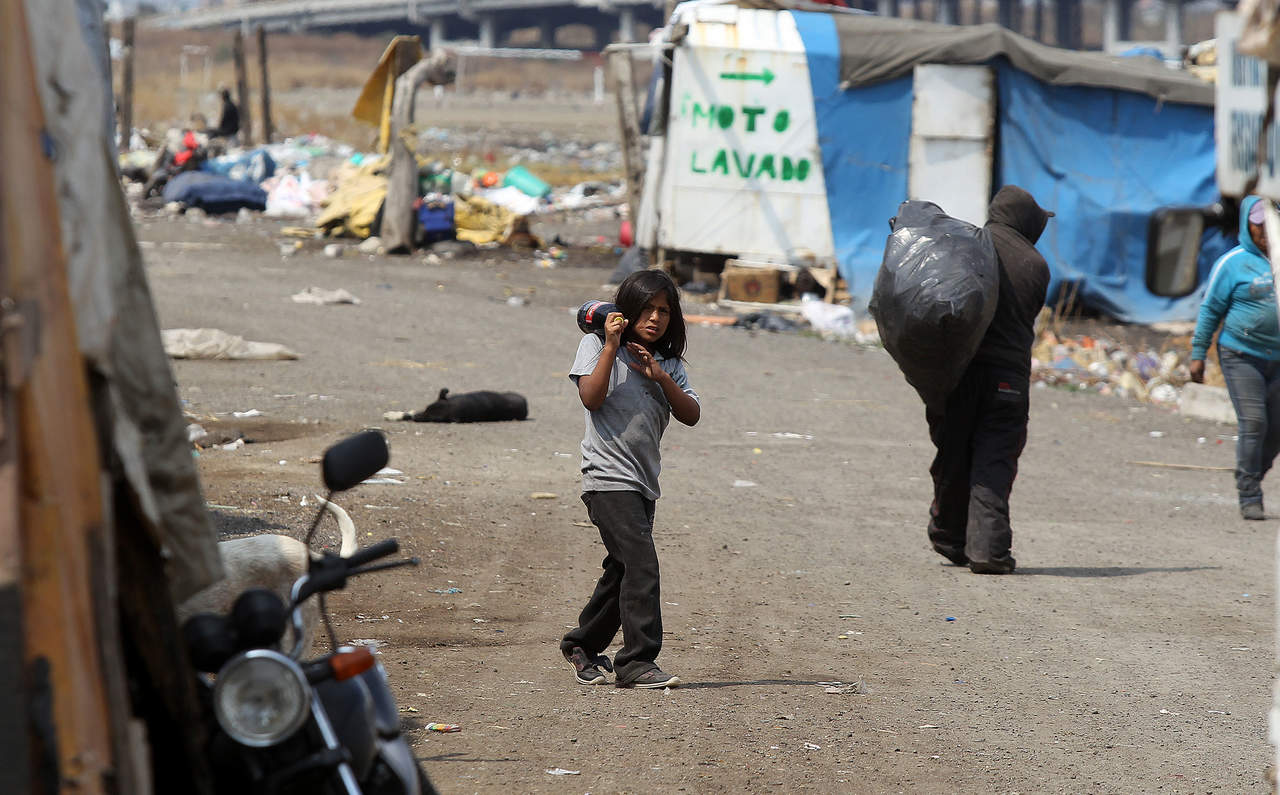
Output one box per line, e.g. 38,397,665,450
182,430,438,794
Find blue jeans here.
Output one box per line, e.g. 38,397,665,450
1219,347,1280,506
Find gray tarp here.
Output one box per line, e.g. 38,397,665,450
831,15,1214,106
27,0,222,601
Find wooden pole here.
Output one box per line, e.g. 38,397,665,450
233,28,252,145
120,17,135,152
256,26,273,143
608,49,643,238
0,0,115,790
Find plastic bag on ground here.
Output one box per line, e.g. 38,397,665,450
162,328,299,360
800,294,855,339
869,200,999,408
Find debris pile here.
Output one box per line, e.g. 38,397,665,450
1029,329,1220,405
119,128,624,254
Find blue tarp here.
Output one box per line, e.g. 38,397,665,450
791,11,1225,323
163,171,268,215
994,64,1227,323
794,11,911,315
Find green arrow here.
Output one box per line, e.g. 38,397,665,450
719,67,775,85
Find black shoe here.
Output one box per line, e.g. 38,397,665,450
969,558,1016,575
1242,502,1266,520
565,647,613,686
932,544,968,566
617,667,681,689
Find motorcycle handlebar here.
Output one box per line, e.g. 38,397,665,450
344,538,399,570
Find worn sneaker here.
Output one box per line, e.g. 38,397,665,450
618,667,681,689
1242,502,1266,521
566,647,613,686
969,558,1016,575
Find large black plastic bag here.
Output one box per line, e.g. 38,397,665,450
869,200,999,409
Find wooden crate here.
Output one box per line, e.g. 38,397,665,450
720,264,782,303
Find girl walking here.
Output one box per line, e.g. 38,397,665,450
561,270,701,688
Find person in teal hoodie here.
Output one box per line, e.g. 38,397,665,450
1190,195,1280,520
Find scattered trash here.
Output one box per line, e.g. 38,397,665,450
821,681,868,695
348,639,387,650
232,409,263,418
1031,328,1193,406
162,328,300,360
425,723,461,733
944,616,956,622
734,312,800,333
804,743,822,750
430,587,462,594
800,295,856,339
545,768,581,776
362,466,407,486
1149,431,1165,438
292,286,361,306
530,492,557,500
733,480,757,488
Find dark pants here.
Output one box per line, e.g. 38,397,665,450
560,491,663,684
1219,346,1280,507
925,363,1029,567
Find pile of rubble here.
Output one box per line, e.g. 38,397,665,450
1028,328,1220,405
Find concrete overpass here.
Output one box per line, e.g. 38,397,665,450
145,0,666,50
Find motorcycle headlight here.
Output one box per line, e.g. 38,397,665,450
213,649,311,747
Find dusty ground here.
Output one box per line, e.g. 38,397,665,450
141,207,1273,794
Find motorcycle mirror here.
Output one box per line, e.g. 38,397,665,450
1145,206,1208,299
321,430,390,493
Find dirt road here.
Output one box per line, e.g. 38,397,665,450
143,212,1271,793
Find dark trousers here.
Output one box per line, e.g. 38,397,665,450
560,491,663,683
925,363,1029,566
1219,346,1280,507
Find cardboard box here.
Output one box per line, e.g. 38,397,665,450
722,266,781,303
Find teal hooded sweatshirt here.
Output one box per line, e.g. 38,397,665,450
1191,195,1280,362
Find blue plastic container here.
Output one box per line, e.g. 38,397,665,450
417,199,455,243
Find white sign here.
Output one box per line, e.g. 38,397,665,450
1216,11,1280,199
656,7,835,264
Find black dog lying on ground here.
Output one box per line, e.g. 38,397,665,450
392,388,529,423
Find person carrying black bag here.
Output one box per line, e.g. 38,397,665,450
926,185,1053,575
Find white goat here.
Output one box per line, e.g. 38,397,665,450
178,497,358,655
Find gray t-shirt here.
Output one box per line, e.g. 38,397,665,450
569,333,699,500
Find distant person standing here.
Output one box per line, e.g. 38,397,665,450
1189,196,1280,521
208,87,240,140
926,186,1053,574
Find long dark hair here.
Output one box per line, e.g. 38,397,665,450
613,269,687,361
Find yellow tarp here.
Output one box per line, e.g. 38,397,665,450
315,157,390,239
351,36,423,154
454,195,516,246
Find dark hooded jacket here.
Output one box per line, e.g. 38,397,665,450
214,91,240,138
972,186,1053,373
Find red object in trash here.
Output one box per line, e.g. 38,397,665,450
481,171,500,188
619,219,634,248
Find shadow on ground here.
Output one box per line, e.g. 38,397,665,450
1014,566,1218,578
